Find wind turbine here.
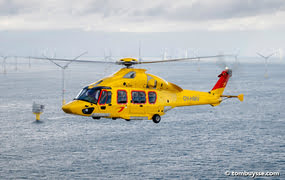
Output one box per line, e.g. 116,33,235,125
104,48,113,62
278,48,283,60
163,48,168,60
43,51,88,105
184,49,188,59
1,56,8,74
28,56,31,68
193,49,201,71
256,52,276,78
232,50,241,71
14,56,18,71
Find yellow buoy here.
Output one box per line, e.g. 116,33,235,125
32,102,44,121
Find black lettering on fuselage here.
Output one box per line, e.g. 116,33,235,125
183,96,200,101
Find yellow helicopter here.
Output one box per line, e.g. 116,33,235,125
29,55,243,123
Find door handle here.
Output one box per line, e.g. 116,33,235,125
140,105,143,107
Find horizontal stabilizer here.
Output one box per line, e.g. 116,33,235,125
220,94,244,102
238,94,244,102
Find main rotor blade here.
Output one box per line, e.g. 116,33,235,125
25,56,115,64
139,55,230,64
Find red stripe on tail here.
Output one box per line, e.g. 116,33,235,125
212,69,232,91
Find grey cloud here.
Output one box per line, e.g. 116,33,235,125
76,0,128,18
1,0,285,26
132,0,285,21
0,0,22,16
0,0,42,16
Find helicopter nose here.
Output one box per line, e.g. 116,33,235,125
62,100,94,116
62,103,73,114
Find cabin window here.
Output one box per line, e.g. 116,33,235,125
117,90,127,104
148,91,157,104
131,91,146,104
123,71,136,78
99,90,111,105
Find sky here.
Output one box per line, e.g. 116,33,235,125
0,0,284,59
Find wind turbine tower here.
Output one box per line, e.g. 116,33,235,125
1,56,8,74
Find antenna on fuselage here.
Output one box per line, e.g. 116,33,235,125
43,51,88,105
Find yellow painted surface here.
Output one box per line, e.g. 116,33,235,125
119,58,139,63
33,112,42,121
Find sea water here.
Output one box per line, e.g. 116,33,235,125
0,59,284,179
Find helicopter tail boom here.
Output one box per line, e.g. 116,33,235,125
175,68,242,107
209,68,243,105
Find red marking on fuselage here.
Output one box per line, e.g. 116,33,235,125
118,107,125,113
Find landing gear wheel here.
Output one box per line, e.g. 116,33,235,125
152,114,161,123
92,117,100,120
112,118,117,120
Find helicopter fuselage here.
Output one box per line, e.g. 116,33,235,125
62,67,230,122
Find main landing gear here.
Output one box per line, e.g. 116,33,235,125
152,114,161,123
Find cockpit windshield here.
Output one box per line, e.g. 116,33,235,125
75,87,101,104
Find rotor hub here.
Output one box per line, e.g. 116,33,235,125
116,58,139,67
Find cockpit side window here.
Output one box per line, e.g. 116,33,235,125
99,90,112,105
99,90,107,105
123,71,136,78
75,87,101,104
106,91,112,104
117,90,127,104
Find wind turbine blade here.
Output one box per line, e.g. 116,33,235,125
266,52,276,59
256,52,266,59
42,54,64,68
64,51,88,68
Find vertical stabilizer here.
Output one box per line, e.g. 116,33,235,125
211,68,232,95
